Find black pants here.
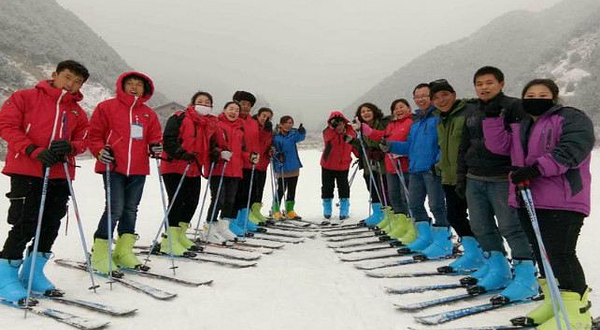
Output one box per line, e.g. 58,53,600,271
234,168,266,211
1,175,69,260
321,168,350,199
207,176,239,222
253,170,267,204
277,176,298,203
442,184,473,236
362,173,387,204
518,208,586,295
162,174,201,227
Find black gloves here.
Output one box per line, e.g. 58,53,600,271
482,100,503,118
264,120,273,132
174,147,195,162
98,146,116,165
49,140,73,157
36,149,61,167
329,117,342,129
510,166,541,185
149,143,163,158
298,123,306,134
379,139,390,153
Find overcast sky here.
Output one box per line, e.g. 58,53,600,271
56,0,561,125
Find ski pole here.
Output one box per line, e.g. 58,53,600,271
278,160,287,216
24,166,50,318
144,162,191,275
356,132,382,204
520,185,571,330
348,162,359,190
63,163,99,292
193,162,215,241
205,161,228,241
376,162,392,233
105,163,115,290
392,156,414,219
269,157,280,218
242,164,256,235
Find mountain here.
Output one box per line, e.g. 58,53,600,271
0,0,168,112
347,0,600,128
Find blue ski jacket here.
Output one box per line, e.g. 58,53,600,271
273,128,305,173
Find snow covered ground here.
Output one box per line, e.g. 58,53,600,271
0,149,598,330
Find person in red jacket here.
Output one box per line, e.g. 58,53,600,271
0,60,90,304
320,111,357,225
88,72,162,275
248,107,274,225
205,101,251,242
159,91,217,255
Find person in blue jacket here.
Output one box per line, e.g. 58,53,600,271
381,83,449,255
272,115,306,220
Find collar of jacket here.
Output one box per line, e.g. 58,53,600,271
37,80,83,103
115,71,154,107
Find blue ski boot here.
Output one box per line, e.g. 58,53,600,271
364,203,384,227
414,226,453,261
398,221,432,255
0,258,32,305
491,259,539,305
460,251,490,285
322,199,332,219
438,236,485,274
228,217,247,237
19,251,62,297
467,250,512,295
234,209,264,233
339,198,350,220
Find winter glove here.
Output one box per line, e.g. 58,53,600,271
350,118,361,131
36,149,61,167
275,152,285,163
264,120,273,132
220,150,232,161
344,134,354,143
268,146,275,157
328,117,342,129
49,140,73,157
367,148,384,161
379,139,390,153
455,180,466,200
173,147,195,161
482,101,503,118
298,123,306,134
149,143,163,158
209,149,220,163
250,152,260,164
510,166,541,185
98,146,116,165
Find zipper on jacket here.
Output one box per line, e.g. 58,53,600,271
126,97,139,176
49,90,67,144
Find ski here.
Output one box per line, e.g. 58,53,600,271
354,254,458,270
394,291,497,312
262,229,316,239
326,232,375,242
385,283,465,295
414,299,534,325
318,223,363,231
407,316,600,330
35,295,137,316
264,223,320,233
339,250,405,262
252,233,304,244
321,228,372,237
1,298,109,330
365,269,466,278
327,237,384,249
237,238,285,249
333,243,393,254
54,259,177,300
136,250,257,268
135,244,261,261
282,219,317,227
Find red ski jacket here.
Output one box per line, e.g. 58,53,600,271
364,115,412,173
256,121,273,172
88,72,162,176
161,106,217,177
0,80,89,179
240,114,260,169
320,111,357,171
211,114,248,178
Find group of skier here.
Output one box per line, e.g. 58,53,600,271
0,60,306,306
319,66,594,330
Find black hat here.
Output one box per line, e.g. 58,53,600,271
232,91,256,105
429,79,455,98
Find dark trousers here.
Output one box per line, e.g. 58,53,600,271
234,168,265,211
162,174,201,227
362,172,387,204
518,208,586,295
321,168,350,199
442,184,473,236
1,174,69,260
277,176,298,203
253,170,267,204
94,173,146,239
207,176,239,222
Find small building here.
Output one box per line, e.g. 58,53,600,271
154,101,186,125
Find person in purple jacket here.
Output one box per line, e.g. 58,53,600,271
482,78,594,330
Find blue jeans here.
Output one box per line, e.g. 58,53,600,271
386,173,410,215
94,173,146,239
408,171,447,226
466,178,533,259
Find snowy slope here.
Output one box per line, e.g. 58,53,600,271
0,149,598,330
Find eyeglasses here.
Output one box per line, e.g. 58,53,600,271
413,95,429,100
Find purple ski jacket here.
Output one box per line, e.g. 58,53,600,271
482,105,594,216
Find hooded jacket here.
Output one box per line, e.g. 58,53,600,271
320,111,357,171
210,114,247,178
88,71,162,176
363,114,412,173
483,105,594,215
0,80,89,179
273,127,305,174
240,113,260,169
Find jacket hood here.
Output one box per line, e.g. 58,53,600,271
37,80,83,103
116,71,154,105
328,111,349,123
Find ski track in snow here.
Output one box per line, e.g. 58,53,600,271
0,149,598,330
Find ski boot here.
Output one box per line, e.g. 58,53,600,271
178,222,203,252
322,198,332,221
467,251,511,295
219,219,242,240
271,204,284,222
413,226,453,261
285,201,302,220
113,233,149,271
376,206,393,232
397,221,432,255
491,259,538,305
90,238,121,276
438,236,484,274
460,252,490,286
339,198,350,220
234,208,265,233
391,214,417,245
364,203,384,228
204,223,229,245
250,203,268,224
160,228,192,257
537,287,592,330
0,258,37,306
19,251,63,297
511,278,553,326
